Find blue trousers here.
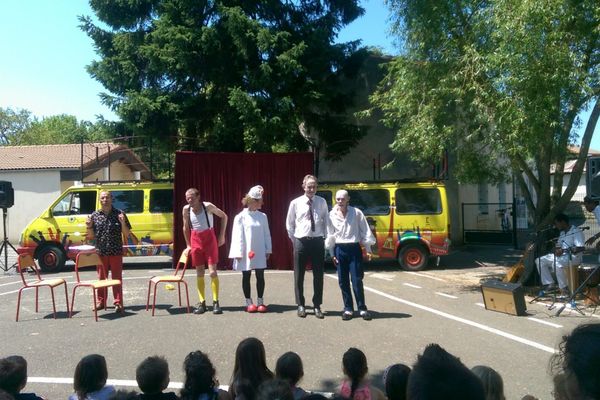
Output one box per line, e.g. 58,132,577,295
334,243,367,311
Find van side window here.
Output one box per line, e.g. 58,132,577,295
52,191,97,216
316,191,332,210
111,190,144,213
150,189,173,213
395,188,441,214
347,190,390,215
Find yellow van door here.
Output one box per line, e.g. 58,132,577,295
108,189,146,255
345,188,394,259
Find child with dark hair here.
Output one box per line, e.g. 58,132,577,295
382,363,410,400
407,344,485,400
0,356,45,400
471,365,505,400
275,352,308,400
136,356,177,400
69,354,115,400
229,338,273,400
551,322,600,400
180,351,229,400
338,348,385,400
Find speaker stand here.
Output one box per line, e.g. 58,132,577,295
0,207,17,272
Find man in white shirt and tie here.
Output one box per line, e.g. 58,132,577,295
286,174,331,318
327,190,376,321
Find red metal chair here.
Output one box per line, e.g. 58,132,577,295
146,249,191,315
70,251,122,321
16,254,69,321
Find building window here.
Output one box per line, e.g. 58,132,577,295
478,183,488,214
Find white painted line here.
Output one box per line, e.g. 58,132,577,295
0,280,21,287
0,289,19,296
475,303,485,307
527,318,563,328
371,273,394,281
28,377,228,390
435,292,458,299
403,283,422,289
325,275,556,354
406,272,445,282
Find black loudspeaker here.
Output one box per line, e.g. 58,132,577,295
481,280,527,316
587,157,600,200
0,181,14,208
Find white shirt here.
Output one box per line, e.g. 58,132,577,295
556,225,585,265
286,194,330,239
327,205,376,256
229,208,272,271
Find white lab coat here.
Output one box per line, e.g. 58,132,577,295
229,208,272,271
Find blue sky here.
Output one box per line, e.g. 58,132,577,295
0,1,597,150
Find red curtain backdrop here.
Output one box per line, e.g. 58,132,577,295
174,152,313,270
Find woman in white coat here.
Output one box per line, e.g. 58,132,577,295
229,185,272,313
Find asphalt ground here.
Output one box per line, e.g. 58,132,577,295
1,246,599,399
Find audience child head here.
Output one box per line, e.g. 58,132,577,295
551,323,600,400
407,344,485,400
383,363,411,400
275,352,304,388
0,390,14,400
136,355,172,396
257,379,294,400
231,338,274,400
342,348,369,399
471,365,505,400
73,354,113,400
180,350,218,400
0,356,27,396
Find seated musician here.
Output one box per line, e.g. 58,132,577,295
535,213,585,294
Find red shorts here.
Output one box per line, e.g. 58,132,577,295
190,228,219,267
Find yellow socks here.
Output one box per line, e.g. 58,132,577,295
196,277,205,303
211,276,219,302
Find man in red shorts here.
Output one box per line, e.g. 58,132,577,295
183,188,228,314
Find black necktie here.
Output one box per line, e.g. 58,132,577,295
308,199,315,232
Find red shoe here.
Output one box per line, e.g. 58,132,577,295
257,304,267,313
246,304,258,313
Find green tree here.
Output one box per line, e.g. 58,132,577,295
0,107,33,144
79,0,368,158
372,0,600,227
12,114,113,145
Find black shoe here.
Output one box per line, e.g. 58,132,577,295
193,301,206,314
297,306,307,318
342,311,353,321
314,307,325,319
212,301,223,315
360,310,372,321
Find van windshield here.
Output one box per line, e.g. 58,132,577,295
395,188,441,214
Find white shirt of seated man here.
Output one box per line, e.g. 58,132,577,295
535,216,585,290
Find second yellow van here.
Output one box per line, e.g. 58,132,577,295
317,181,451,270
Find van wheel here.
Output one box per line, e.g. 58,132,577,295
398,244,428,271
37,244,66,273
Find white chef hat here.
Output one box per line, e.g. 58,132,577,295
248,185,264,199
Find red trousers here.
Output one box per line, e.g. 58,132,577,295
96,255,123,306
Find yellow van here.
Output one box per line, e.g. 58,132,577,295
317,181,451,271
18,182,173,272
